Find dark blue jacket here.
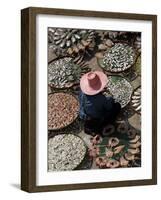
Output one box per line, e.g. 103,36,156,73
79,90,114,120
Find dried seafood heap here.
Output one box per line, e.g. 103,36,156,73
108,31,129,40
116,121,138,139
48,57,83,88
102,43,136,72
48,28,95,58
131,87,141,114
134,36,141,50
104,76,133,108
48,134,86,171
97,31,138,42
48,93,79,130
89,134,141,169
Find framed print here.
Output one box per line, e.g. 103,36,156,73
21,7,157,192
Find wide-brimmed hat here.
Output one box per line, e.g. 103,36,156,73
80,71,108,95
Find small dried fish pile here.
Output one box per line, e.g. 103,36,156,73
89,134,141,169
48,57,82,88
48,134,86,171
108,31,128,40
97,31,137,42
105,76,133,108
134,36,141,50
48,28,95,57
116,121,138,139
48,93,79,130
102,43,136,72
131,87,141,114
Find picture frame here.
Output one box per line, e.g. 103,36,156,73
21,7,157,192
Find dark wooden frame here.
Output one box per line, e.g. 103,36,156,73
21,7,157,193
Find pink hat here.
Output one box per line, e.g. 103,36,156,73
80,71,108,95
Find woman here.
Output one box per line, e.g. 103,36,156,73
79,71,121,136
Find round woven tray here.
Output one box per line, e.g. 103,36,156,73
48,57,82,89
97,43,137,73
48,134,87,171
104,76,133,108
48,92,79,130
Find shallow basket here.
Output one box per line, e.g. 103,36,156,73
48,92,80,130
48,133,87,171
104,75,133,108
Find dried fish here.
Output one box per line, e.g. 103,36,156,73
102,124,115,136
131,87,141,114
106,159,120,168
108,137,120,147
135,105,141,111
128,148,140,155
91,135,102,145
48,28,96,58
117,122,128,134
132,102,140,107
124,152,135,161
129,135,141,143
48,93,79,130
101,43,136,72
95,157,106,168
88,148,97,158
106,149,114,158
48,134,86,171
113,145,125,154
104,76,133,108
132,96,140,100
134,36,141,50
129,141,141,148
120,156,129,167
48,57,82,89
127,129,137,139
89,132,141,169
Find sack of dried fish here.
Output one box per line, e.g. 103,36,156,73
48,57,82,89
48,92,79,130
100,43,136,72
104,76,133,108
48,134,86,171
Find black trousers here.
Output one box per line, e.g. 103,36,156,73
84,102,121,134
